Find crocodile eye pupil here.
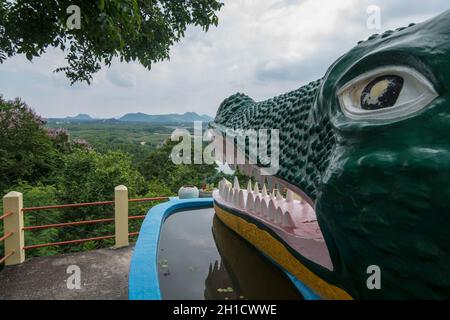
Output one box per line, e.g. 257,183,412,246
361,75,404,110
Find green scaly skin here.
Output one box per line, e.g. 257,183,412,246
211,10,450,299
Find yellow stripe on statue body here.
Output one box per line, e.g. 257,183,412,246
214,204,353,300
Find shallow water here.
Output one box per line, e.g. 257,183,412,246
157,208,303,300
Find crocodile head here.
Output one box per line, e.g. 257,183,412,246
211,10,450,299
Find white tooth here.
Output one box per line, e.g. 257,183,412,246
268,199,277,220
283,210,295,228
275,207,283,224
238,190,246,209
262,184,268,198
227,188,234,203
270,190,276,200
233,189,240,206
276,190,284,201
254,182,259,194
233,176,240,190
223,186,228,201
287,190,295,202
261,200,270,219
247,180,253,193
246,193,254,211
223,178,232,189
254,196,261,215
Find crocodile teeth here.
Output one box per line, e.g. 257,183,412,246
275,207,283,225
268,199,277,220
261,200,270,219
233,189,240,207
238,190,246,209
253,182,259,194
261,184,268,198
222,186,228,201
283,210,295,228
222,178,232,189
233,176,240,190
276,190,284,201
225,187,230,202
286,190,295,202
254,196,262,215
270,190,276,200
246,192,255,212
247,180,253,193
227,187,234,203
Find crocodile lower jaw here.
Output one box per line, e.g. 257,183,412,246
213,167,333,271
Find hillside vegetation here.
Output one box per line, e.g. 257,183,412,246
0,96,237,263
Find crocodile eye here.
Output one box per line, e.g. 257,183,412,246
361,75,404,110
338,66,438,121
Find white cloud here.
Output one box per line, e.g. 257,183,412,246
0,0,449,118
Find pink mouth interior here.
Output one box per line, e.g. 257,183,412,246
213,187,333,271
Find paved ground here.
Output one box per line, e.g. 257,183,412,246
0,246,134,300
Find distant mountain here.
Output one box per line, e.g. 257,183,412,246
47,114,95,123
69,114,93,121
120,112,213,123
47,112,213,124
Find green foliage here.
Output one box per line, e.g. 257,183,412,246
0,0,223,83
144,180,173,198
0,182,61,259
58,149,146,203
0,96,61,193
140,139,219,194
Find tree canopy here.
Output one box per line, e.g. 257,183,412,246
0,96,59,192
0,0,223,83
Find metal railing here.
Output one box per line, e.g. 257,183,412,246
0,185,170,266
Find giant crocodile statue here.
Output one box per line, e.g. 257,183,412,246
210,10,450,299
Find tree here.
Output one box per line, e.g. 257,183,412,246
55,150,147,252
58,149,146,203
0,96,60,193
0,0,223,84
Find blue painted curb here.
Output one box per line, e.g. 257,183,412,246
129,197,213,300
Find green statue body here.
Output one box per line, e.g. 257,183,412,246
211,10,450,299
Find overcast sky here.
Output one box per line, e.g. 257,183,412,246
0,0,449,118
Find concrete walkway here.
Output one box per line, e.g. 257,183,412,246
0,246,134,300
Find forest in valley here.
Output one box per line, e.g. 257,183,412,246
0,0,227,267
0,95,242,263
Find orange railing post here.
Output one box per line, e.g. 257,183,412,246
3,192,25,265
